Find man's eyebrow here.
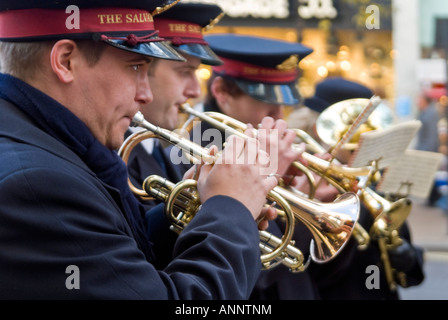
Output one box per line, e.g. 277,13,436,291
175,64,199,70
126,56,153,63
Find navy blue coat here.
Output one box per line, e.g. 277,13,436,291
124,134,186,269
0,98,261,299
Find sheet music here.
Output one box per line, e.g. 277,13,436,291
348,120,422,168
376,149,444,198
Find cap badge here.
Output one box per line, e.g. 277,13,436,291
152,0,181,15
203,12,225,32
276,55,299,71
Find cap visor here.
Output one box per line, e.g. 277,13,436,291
176,43,223,66
234,80,301,106
104,39,186,61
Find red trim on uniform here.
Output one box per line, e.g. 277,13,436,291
0,8,156,39
212,57,298,83
155,18,204,42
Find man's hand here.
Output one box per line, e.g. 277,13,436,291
250,117,304,177
196,134,278,223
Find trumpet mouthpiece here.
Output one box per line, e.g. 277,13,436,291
131,111,145,127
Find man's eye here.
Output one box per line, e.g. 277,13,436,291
132,65,141,71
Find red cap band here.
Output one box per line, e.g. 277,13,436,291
212,57,298,83
155,18,205,44
0,8,156,39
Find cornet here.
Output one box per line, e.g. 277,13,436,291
294,127,412,252
310,98,412,290
179,103,408,258
142,175,307,271
119,111,360,269
119,112,302,271
179,105,361,263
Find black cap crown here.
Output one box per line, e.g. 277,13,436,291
0,0,185,61
0,0,170,11
304,77,373,113
206,34,313,106
154,2,224,65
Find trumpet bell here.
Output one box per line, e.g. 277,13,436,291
316,98,394,150
273,187,360,264
309,192,360,263
373,197,412,237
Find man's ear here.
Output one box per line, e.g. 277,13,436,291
211,76,228,106
50,40,77,83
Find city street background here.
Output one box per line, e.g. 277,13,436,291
398,197,448,300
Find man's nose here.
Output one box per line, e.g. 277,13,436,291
185,76,201,99
136,76,153,105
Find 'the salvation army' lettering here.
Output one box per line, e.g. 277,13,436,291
97,12,153,24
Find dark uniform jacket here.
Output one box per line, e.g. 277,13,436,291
309,204,425,300
0,73,261,299
124,133,186,269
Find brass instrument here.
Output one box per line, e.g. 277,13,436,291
371,195,412,291
293,130,404,221
300,153,412,259
119,112,303,271
181,104,375,189
142,174,307,271
313,98,412,290
294,121,411,255
179,104,360,264
180,103,410,274
287,128,373,249
316,98,394,150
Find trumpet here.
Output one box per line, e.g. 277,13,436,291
120,111,360,268
142,175,306,271
306,99,412,290
301,148,412,263
179,105,361,263
294,129,409,219
181,102,411,289
293,127,413,255
119,112,302,271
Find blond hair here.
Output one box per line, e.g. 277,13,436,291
0,40,106,81
0,41,53,80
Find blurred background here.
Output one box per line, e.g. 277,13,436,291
183,0,448,299
189,0,448,123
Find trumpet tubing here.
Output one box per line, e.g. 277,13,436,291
142,174,304,271
291,126,411,227
296,133,413,253
119,112,305,271
179,105,361,263
259,230,306,272
309,98,412,290
181,103,373,194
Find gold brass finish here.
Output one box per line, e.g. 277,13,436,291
179,104,361,264
316,98,394,150
311,98,412,290
119,112,303,271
